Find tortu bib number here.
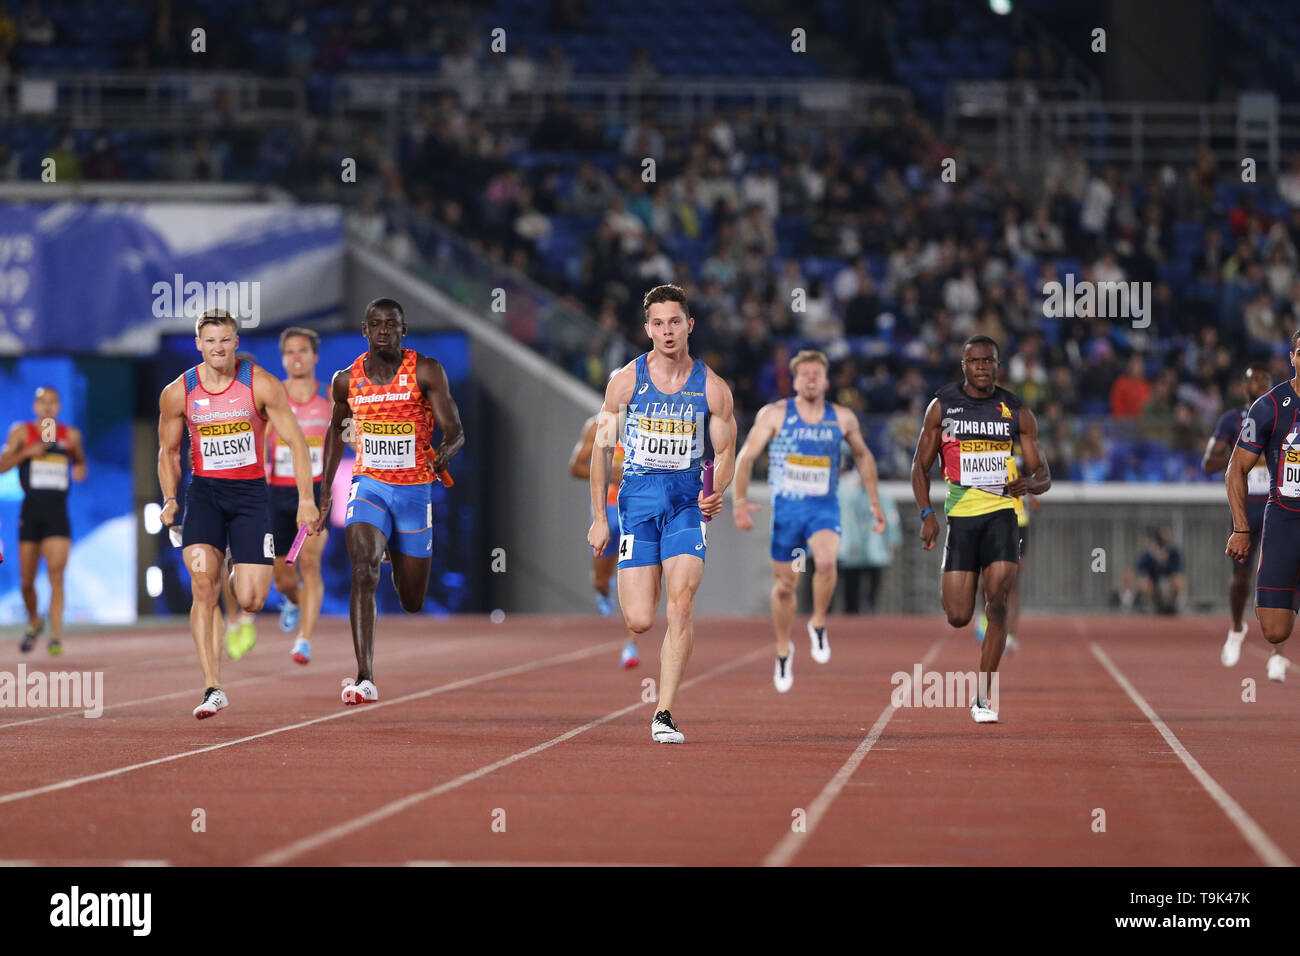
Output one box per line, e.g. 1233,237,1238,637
360,421,416,471
274,437,324,478
198,420,257,471
634,416,694,470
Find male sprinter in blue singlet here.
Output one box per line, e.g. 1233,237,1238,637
587,284,737,743
1226,332,1300,683
733,350,885,692
1203,364,1272,667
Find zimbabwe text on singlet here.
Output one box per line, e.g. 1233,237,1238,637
620,354,710,477
935,381,1021,517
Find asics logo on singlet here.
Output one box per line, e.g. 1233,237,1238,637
637,383,649,394
786,416,797,424
352,391,412,405
1285,397,1292,407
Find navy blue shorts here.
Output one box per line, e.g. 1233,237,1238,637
182,475,273,565
617,472,706,569
1255,499,1300,611
269,481,322,557
770,496,841,562
1229,498,1267,569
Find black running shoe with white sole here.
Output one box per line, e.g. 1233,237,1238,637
651,709,684,743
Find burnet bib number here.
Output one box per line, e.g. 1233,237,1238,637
274,437,324,478
198,421,257,471
959,439,1011,488
634,415,694,471
360,420,416,471
29,454,69,491
781,453,831,496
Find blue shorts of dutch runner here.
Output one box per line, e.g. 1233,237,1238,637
1255,499,1300,611
591,501,621,558
617,472,706,568
770,495,842,562
345,475,433,557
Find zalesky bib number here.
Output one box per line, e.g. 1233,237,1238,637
198,420,257,471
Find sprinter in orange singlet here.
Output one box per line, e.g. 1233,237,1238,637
317,298,465,705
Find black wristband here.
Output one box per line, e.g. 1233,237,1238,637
1232,528,1250,534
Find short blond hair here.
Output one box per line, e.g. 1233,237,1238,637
789,349,830,375
195,309,238,337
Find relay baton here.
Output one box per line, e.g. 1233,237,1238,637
436,469,454,487
701,459,715,522
286,525,310,566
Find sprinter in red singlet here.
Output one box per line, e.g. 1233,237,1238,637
158,310,320,719
317,298,465,705
266,327,332,665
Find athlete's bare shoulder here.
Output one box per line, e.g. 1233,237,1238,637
606,361,636,406
329,366,351,401
830,402,859,430
703,365,734,415
159,375,187,413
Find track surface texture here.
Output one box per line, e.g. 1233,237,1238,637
0,614,1294,866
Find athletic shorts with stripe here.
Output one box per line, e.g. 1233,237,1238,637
1255,500,1300,611
182,474,274,565
616,472,706,569
345,474,433,557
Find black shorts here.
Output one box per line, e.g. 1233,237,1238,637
1229,498,1267,569
18,500,70,542
269,481,322,556
941,509,1021,573
182,475,273,565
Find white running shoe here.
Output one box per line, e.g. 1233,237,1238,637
773,648,793,693
970,700,999,724
651,709,684,743
193,687,228,719
1221,625,1247,667
1267,653,1288,682
342,679,379,705
808,622,830,663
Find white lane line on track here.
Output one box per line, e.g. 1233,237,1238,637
762,637,946,868
0,640,623,807
250,646,769,866
0,639,467,730
1090,641,1293,867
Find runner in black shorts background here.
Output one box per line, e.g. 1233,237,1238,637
0,386,86,655
912,336,1051,723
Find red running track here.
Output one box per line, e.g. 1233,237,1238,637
0,614,1294,866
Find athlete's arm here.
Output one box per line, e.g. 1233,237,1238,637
703,369,737,518
1225,443,1260,562
0,422,37,473
588,365,633,554
315,368,351,534
66,426,88,482
839,406,885,533
1202,436,1232,476
570,417,598,480
732,403,780,530
911,398,942,550
257,365,319,533
417,355,465,475
1006,407,1051,497
157,378,186,528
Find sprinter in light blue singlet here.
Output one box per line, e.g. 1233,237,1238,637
734,350,885,694
586,284,737,746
